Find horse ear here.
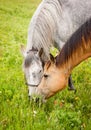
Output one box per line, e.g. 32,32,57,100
20,45,27,57
50,54,55,63
39,48,43,57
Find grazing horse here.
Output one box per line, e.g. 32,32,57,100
36,18,91,100
21,0,91,97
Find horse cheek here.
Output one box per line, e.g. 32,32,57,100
55,76,67,92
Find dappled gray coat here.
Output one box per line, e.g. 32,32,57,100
26,0,91,62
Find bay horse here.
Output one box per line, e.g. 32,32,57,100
36,18,91,101
21,0,91,98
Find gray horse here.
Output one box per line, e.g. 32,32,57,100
21,0,91,98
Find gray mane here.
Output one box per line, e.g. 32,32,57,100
26,0,91,62
26,0,62,61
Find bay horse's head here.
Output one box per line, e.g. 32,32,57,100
36,54,69,101
21,45,43,98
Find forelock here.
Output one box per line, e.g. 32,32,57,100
45,61,52,70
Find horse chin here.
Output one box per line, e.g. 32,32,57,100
44,91,57,100
36,87,55,102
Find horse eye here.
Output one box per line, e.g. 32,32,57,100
44,74,49,78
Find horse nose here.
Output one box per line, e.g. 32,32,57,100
36,87,41,95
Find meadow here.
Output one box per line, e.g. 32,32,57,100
0,0,91,129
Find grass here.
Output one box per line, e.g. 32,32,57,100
0,0,91,129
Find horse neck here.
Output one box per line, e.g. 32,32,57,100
26,0,63,53
59,39,91,76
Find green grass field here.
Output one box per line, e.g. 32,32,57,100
0,0,91,129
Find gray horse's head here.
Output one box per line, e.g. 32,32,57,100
21,45,43,98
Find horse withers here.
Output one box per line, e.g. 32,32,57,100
21,0,91,98
36,18,91,101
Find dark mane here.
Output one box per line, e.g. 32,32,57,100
56,18,91,66
45,61,52,70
